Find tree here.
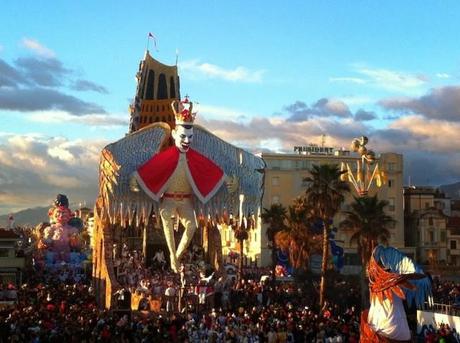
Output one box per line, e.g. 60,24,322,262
304,164,350,308
262,204,288,276
340,195,396,308
231,216,252,283
273,197,319,272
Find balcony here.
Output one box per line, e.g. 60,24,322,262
0,257,25,269
450,249,460,256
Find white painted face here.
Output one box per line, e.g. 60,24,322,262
172,125,193,153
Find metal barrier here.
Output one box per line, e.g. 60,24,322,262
425,302,460,317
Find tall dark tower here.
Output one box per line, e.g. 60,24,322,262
128,50,180,133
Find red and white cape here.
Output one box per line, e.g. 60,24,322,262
134,146,225,204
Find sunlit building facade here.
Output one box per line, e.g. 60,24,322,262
256,146,406,269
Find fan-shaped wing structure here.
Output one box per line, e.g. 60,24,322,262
191,124,266,218
98,123,170,226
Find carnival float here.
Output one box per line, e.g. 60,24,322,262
360,245,433,342
91,50,265,309
34,194,90,282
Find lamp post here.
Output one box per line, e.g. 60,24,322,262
341,136,386,197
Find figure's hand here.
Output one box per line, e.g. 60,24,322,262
225,175,239,194
129,174,140,192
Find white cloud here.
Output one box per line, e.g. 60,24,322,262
324,98,349,115
354,66,427,92
28,111,128,127
436,73,451,79
336,95,374,106
0,133,106,215
195,104,256,122
180,59,264,83
389,115,460,152
329,77,367,84
21,38,56,58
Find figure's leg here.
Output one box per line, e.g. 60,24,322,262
176,200,197,260
159,201,179,272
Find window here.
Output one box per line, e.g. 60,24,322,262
157,74,168,99
388,197,395,211
0,248,9,258
440,231,446,242
425,202,430,209
271,177,280,186
429,217,433,225
272,196,280,205
387,162,396,171
388,179,393,188
451,240,457,250
170,76,176,98
429,231,434,242
281,160,292,170
145,70,155,100
267,160,281,170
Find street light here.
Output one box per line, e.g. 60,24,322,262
341,136,386,197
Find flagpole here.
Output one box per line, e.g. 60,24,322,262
146,34,150,53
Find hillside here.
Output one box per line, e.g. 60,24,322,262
439,182,460,200
0,206,49,228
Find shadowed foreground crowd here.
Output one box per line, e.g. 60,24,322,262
1,266,460,341
0,272,363,343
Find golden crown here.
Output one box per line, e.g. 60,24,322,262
171,96,196,125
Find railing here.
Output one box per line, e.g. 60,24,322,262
0,257,25,268
425,302,460,317
421,264,460,274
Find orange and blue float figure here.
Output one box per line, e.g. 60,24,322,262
360,245,432,342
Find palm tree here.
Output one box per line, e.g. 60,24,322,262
340,195,396,308
232,216,253,283
273,197,319,271
262,204,288,276
304,164,350,308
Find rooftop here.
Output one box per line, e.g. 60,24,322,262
0,229,19,239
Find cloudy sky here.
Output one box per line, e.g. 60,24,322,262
1,1,460,214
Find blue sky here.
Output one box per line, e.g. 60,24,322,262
2,1,460,214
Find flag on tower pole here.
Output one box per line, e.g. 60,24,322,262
147,32,159,52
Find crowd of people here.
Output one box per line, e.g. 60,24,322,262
0,270,363,342
431,277,460,308
1,228,460,342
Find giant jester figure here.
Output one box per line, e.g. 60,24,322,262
130,98,238,272
360,245,432,342
94,96,264,300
